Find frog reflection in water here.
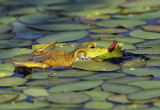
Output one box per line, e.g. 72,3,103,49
14,41,117,69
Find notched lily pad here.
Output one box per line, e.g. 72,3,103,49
47,92,90,104
72,60,120,71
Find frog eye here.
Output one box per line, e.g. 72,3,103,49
90,45,95,49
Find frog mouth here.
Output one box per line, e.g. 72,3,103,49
107,40,117,52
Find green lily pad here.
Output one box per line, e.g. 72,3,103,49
50,69,96,77
0,77,26,86
28,23,91,31
14,92,28,102
0,33,14,40
105,76,151,84
0,25,12,34
127,47,160,54
4,54,33,63
8,7,37,16
81,72,126,80
130,30,160,39
128,81,160,89
122,67,160,77
102,37,144,44
0,39,31,47
146,55,160,60
83,91,113,101
26,78,79,86
146,59,160,67
47,92,90,104
142,24,160,33
25,71,52,79
0,102,49,110
128,89,160,100
0,48,33,59
0,16,16,24
113,104,149,110
0,63,15,72
122,58,146,68
0,88,12,94
19,13,54,24
73,60,120,71
48,80,103,93
90,28,129,34
23,88,49,97
154,100,160,107
102,83,142,94
84,101,113,110
0,93,19,104
96,19,146,28
36,30,88,43
136,39,160,48
0,71,14,78
45,104,81,109
113,11,160,19
107,94,131,103
90,34,123,39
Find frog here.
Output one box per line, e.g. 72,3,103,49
13,41,117,69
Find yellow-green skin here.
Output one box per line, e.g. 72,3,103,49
14,41,108,68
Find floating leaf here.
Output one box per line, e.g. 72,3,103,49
0,48,33,59
127,47,160,54
0,16,16,24
26,78,79,86
130,30,160,39
23,88,49,97
47,92,90,104
97,19,146,28
102,83,142,94
90,28,129,34
81,72,126,80
0,77,26,86
0,102,49,110
90,34,123,39
146,59,160,67
36,30,88,43
122,58,146,68
0,93,19,104
128,89,160,100
25,71,52,79
0,25,12,34
0,88,12,94
122,67,160,77
0,34,14,40
136,39,160,48
154,100,160,107
113,104,149,110
50,69,96,77
14,92,28,102
73,60,120,71
142,24,160,33
0,63,15,72
84,91,113,101
84,101,113,110
48,80,103,93
128,81,160,89
28,23,91,31
0,71,14,78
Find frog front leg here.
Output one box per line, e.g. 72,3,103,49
13,61,49,69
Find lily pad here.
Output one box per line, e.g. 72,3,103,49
0,16,16,24
28,23,91,31
81,72,126,80
48,80,103,93
90,28,129,34
107,94,131,103
154,100,160,107
25,71,52,79
97,19,146,28
0,71,14,78
0,77,26,86
36,30,88,43
0,88,12,94
113,104,149,110
23,88,49,97
142,24,160,33
47,92,90,104
128,81,160,89
146,59,160,67
84,101,113,110
130,30,160,39
0,102,49,110
0,33,14,40
4,54,33,62
122,67,160,77
128,89,160,100
0,48,33,59
127,47,160,54
0,63,15,72
26,78,79,86
136,39,160,48
0,25,12,34
90,34,123,39
102,83,142,94
14,92,28,102
105,76,152,84
83,91,113,101
73,60,120,71
0,93,19,104
50,69,96,77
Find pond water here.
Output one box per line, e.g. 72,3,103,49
0,0,160,110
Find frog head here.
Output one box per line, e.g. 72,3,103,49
74,41,109,60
